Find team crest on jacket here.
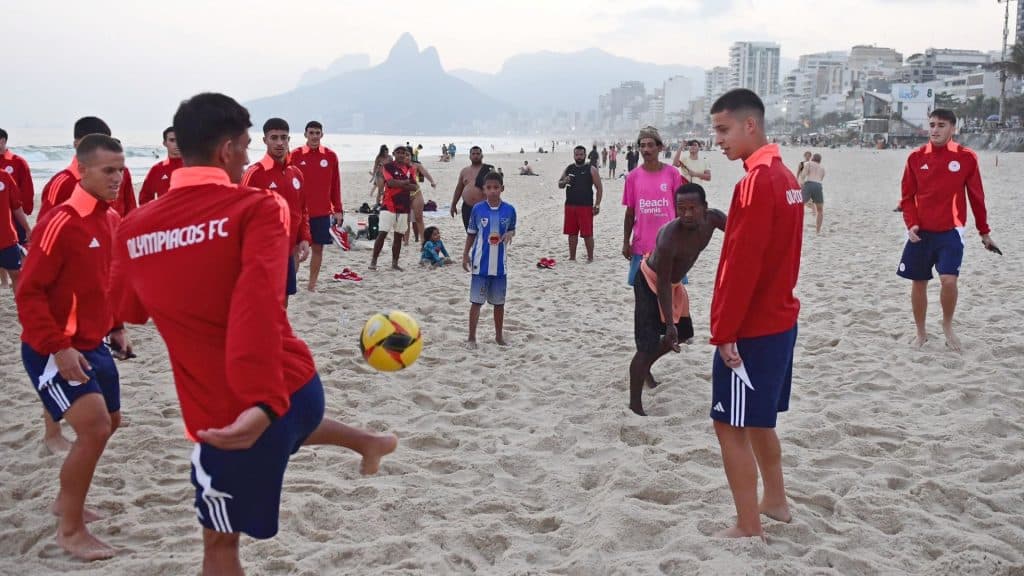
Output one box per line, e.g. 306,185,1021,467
3,166,12,174
292,177,301,189
480,218,489,227
948,161,960,173
320,159,329,168
0,181,5,191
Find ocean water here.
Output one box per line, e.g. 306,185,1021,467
8,130,549,193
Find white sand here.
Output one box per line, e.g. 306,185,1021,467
1,147,1023,575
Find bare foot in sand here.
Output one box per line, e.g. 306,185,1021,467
391,263,404,271
465,340,478,350
943,324,961,352
359,434,398,475
645,373,660,389
759,501,792,523
51,500,104,523
911,332,928,349
495,336,508,346
44,433,73,454
714,526,766,541
57,527,115,561
368,261,378,271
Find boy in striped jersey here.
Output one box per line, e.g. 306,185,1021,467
462,171,516,348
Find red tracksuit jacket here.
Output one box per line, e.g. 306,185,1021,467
242,154,311,246
139,157,184,205
900,140,989,235
289,145,342,218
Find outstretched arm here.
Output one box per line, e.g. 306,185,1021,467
708,208,727,232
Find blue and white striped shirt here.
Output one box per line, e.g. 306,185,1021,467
468,201,517,277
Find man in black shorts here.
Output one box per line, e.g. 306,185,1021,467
629,183,726,416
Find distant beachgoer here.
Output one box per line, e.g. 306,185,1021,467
622,127,682,286
450,146,492,232
0,128,35,248
558,146,603,262
673,140,711,189
626,145,639,173
607,145,618,179
371,145,391,197
628,183,725,416
440,144,450,162
370,146,416,270
406,160,436,244
449,142,457,157
0,168,31,294
462,171,516,347
897,108,999,351
796,150,811,188
139,127,183,205
601,146,608,167
289,120,342,292
708,88,803,540
519,161,536,176
802,153,826,234
420,226,452,267
588,145,599,168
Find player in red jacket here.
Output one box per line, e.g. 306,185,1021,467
138,127,183,205
241,118,310,305
16,135,131,561
0,170,32,293
111,93,396,576
708,89,804,539
897,108,999,351
38,117,136,218
289,121,342,291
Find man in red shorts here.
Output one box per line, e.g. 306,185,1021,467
111,93,396,576
557,145,603,262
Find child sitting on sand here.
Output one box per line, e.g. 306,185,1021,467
420,226,452,267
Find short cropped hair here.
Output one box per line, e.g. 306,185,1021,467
676,182,706,205
0,128,7,141
263,118,289,134
162,126,175,141
574,145,587,153
305,120,323,132
76,134,123,161
173,92,252,162
710,89,765,121
812,153,822,162
74,116,112,140
930,108,957,125
687,140,700,147
470,145,483,153
483,171,503,185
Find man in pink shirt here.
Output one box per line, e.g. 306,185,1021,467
622,126,685,287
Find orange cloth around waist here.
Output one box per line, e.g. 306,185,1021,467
640,257,690,323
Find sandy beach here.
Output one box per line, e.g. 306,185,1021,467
1,146,1022,575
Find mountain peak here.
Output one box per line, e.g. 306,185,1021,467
420,46,442,71
386,33,420,65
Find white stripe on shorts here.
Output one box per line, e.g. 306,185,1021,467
47,385,69,412
191,444,235,533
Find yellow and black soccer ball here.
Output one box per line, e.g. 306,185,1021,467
359,311,423,371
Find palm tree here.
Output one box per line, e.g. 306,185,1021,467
991,43,1024,123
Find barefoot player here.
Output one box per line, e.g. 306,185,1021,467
628,183,725,416
111,93,396,576
708,89,804,538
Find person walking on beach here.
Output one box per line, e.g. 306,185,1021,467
628,183,725,416
896,108,999,352
111,92,396,576
450,146,492,231
370,145,416,270
241,118,310,305
138,127,183,205
17,135,132,560
371,145,390,197
0,128,34,246
626,145,639,173
462,171,516,348
289,121,342,292
601,146,608,168
803,153,825,235
558,146,603,262
622,126,684,287
588,145,599,168
708,88,803,539
607,145,618,179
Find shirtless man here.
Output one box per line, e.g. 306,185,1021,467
629,183,726,416
803,154,825,234
450,146,492,231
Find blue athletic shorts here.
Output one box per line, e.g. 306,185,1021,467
710,324,797,428
897,229,964,280
22,342,120,421
0,243,22,271
15,220,28,245
286,255,297,296
309,215,333,246
191,374,326,539
470,274,507,306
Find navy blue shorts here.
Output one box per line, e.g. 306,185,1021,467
191,374,325,539
470,275,507,305
22,342,120,421
710,324,797,428
15,220,28,245
286,256,297,296
309,215,333,246
897,229,964,280
0,243,22,271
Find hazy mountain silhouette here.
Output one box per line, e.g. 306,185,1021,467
246,34,511,133
451,48,706,111
297,54,371,88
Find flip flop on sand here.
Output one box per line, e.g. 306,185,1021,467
536,258,556,269
333,267,362,282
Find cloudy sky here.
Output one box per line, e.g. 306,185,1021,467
1,0,1010,131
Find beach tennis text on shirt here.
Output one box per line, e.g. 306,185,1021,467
638,198,671,214
125,218,230,259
